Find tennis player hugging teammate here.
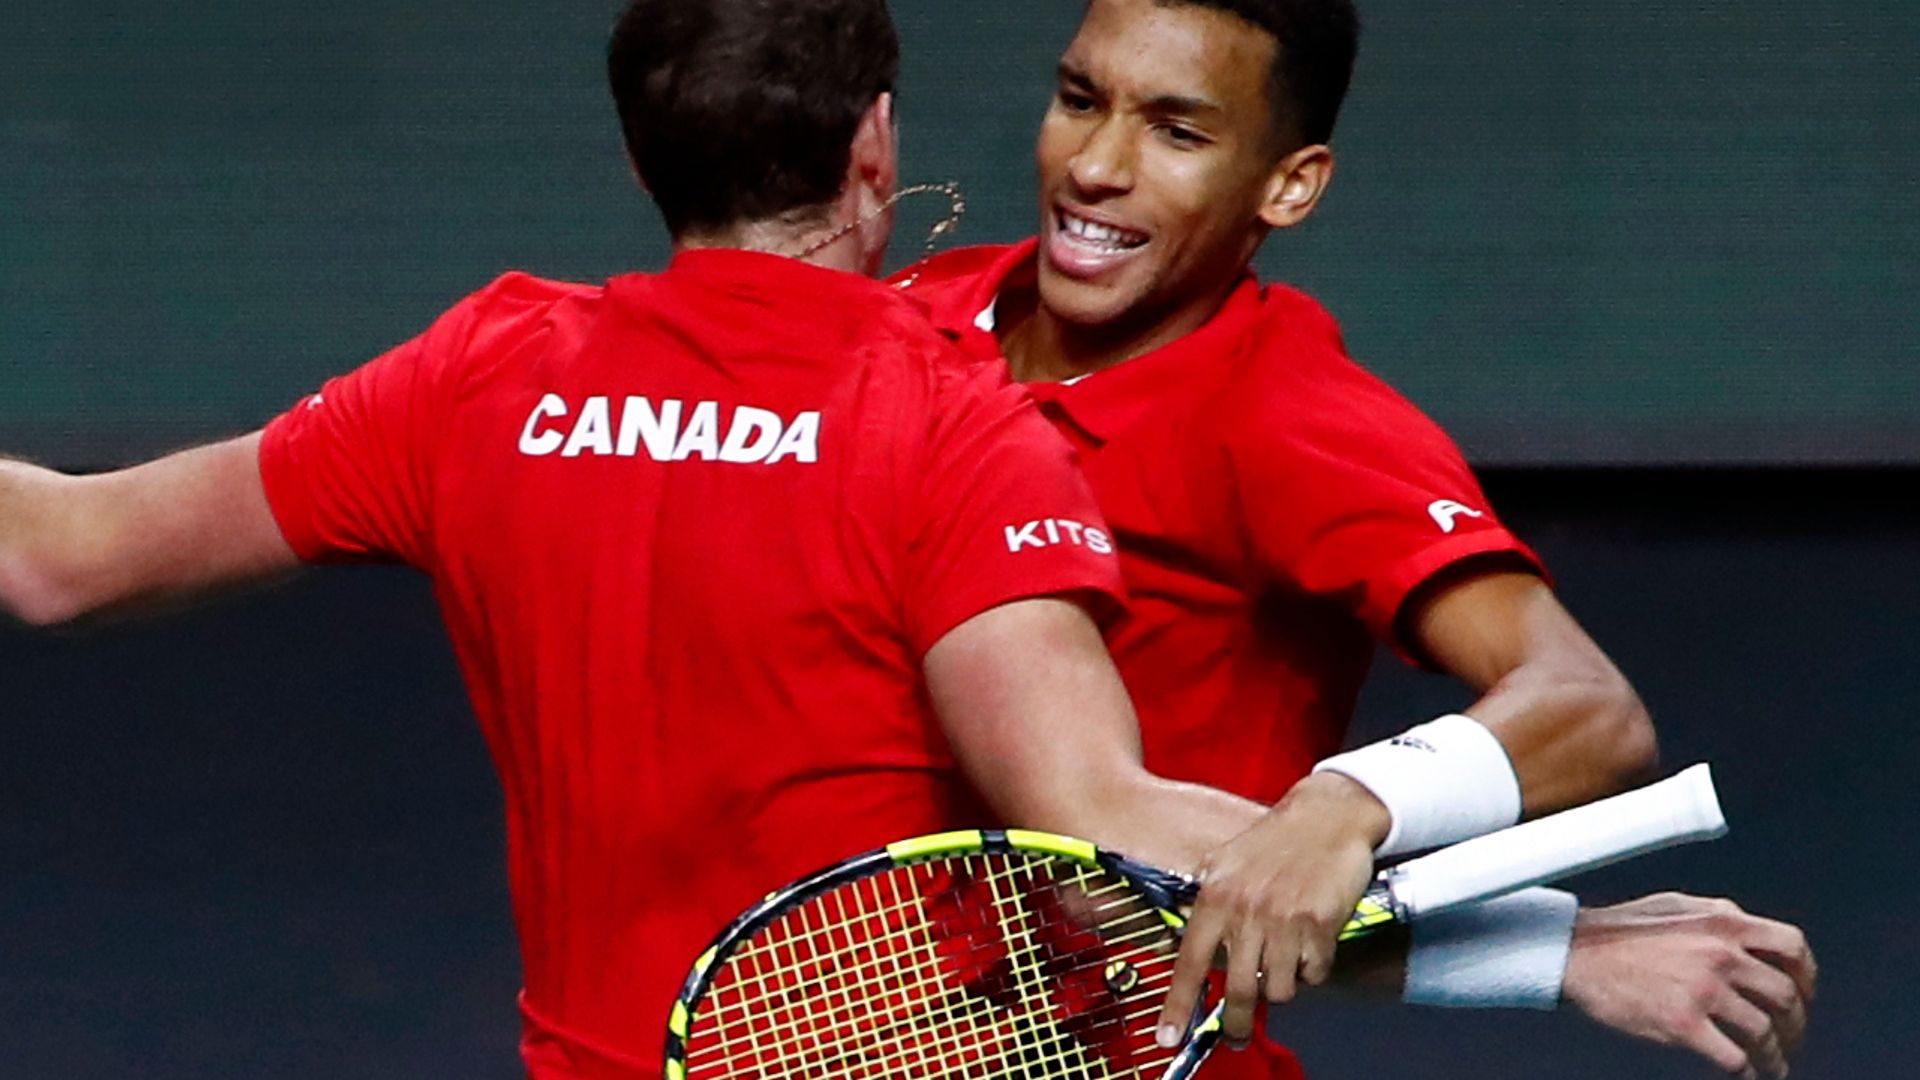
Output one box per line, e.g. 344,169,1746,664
0,0,1811,1077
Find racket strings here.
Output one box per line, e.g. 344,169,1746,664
695,870,1043,1078
692,860,1168,1031
690,865,1037,1077
682,852,1185,1079
693,863,1163,1041
890,855,1178,1080
691,876,1144,1068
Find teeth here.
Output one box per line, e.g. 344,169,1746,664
1061,212,1144,250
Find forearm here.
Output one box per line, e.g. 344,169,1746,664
0,457,87,625
0,436,296,626
1466,659,1658,816
1066,770,1265,876
1401,572,1659,823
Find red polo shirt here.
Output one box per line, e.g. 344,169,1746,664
899,242,1545,1078
901,239,1542,799
258,249,1125,1079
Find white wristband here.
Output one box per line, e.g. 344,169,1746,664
1312,714,1521,857
1404,887,1577,1010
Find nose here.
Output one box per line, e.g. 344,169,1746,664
1067,117,1134,198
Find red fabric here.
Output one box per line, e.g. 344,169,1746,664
899,242,1548,1080
898,239,1544,801
259,249,1124,1079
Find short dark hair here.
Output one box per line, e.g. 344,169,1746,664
608,0,899,237
1161,0,1360,147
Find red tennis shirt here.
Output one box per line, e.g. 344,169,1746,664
258,249,1125,1079
899,241,1546,1080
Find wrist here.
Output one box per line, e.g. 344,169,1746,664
1287,770,1392,849
1313,713,1522,857
1404,887,1578,1010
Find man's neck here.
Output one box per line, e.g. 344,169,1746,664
675,216,866,275
998,277,1242,385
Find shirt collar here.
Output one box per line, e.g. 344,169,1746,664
955,240,1266,445
612,247,926,320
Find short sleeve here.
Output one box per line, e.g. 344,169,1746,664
257,284,492,569
1228,341,1545,655
903,360,1128,656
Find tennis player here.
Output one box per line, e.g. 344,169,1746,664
0,2,1456,1076
1,1,1809,1078
895,0,1812,1075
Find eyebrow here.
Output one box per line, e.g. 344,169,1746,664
1057,62,1098,91
1055,62,1225,118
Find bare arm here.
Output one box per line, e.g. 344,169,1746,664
0,433,299,626
1562,894,1814,1079
926,596,1379,1044
1408,570,1660,815
1327,892,1814,1079
1158,571,1661,1036
923,596,1263,873
920,595,1811,1073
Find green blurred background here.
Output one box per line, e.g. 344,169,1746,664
3,1,1915,467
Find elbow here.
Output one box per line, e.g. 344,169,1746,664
1587,668,1660,788
0,558,90,628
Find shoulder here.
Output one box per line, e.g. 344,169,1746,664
412,271,605,385
1218,283,1467,467
458,271,602,337
477,269,596,307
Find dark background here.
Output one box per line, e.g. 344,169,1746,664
2,1,1915,466
3,0,1916,1076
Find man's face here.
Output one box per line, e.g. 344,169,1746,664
1036,0,1286,332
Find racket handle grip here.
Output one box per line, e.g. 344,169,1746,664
1384,764,1728,919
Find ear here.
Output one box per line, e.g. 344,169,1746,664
1255,143,1335,231
847,92,899,207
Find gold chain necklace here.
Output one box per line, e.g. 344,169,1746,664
789,181,968,281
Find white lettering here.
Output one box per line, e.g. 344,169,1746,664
519,394,570,456
720,406,785,464
562,396,615,458
618,396,682,460
1428,500,1487,535
673,402,721,461
1005,522,1046,552
765,411,821,465
1004,518,1117,555
520,395,820,466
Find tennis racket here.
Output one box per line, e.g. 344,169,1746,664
664,764,1727,1080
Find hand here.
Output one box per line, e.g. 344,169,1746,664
1562,893,1816,1079
1155,772,1389,1049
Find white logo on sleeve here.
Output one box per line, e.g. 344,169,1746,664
1004,518,1114,555
518,395,820,465
1428,500,1487,534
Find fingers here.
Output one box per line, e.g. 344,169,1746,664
1676,1011,1761,1077
1708,986,1789,1079
1726,950,1808,1057
1220,925,1266,1047
1296,901,1342,988
1156,906,1223,1049
1743,921,1818,1004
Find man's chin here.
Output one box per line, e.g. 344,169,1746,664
1035,263,1141,331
